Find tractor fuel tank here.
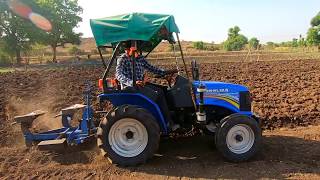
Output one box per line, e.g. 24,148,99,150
166,75,194,108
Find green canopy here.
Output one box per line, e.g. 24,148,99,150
90,13,180,47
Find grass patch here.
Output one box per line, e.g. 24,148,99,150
0,68,14,73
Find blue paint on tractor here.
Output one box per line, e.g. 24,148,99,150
19,80,254,146
98,93,169,134
193,81,252,115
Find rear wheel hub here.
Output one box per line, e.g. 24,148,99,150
226,124,255,154
108,118,148,157
125,130,134,139
235,134,243,142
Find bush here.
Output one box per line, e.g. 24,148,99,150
205,43,221,51
68,46,81,55
266,42,275,48
0,51,11,65
223,26,248,51
192,41,205,50
223,35,248,51
248,37,260,50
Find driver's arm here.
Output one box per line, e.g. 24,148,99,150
141,57,166,75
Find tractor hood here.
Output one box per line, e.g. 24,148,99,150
192,81,251,113
193,81,249,94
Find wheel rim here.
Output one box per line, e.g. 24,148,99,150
226,124,255,154
108,118,148,157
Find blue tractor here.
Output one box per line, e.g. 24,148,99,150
14,13,261,166
92,13,262,166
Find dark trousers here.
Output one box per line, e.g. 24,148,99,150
137,83,173,125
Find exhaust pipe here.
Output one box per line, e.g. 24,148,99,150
196,83,206,123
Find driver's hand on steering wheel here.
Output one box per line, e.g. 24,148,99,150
136,80,145,87
165,69,178,75
154,69,178,79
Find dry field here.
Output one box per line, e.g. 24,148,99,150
0,59,320,179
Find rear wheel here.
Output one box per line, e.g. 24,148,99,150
215,114,261,162
97,105,160,166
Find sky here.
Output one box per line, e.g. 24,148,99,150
77,0,320,43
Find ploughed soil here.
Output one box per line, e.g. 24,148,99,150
0,59,320,179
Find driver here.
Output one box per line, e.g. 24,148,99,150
116,41,178,130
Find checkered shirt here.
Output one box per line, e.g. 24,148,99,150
116,53,165,87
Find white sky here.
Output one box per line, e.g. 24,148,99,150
76,0,320,43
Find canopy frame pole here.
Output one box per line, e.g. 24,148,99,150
98,47,107,68
175,33,197,111
102,43,121,80
171,43,180,74
175,33,189,78
131,40,137,87
144,50,152,58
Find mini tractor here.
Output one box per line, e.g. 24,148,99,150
15,13,262,166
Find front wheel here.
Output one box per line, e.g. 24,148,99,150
215,114,262,162
97,105,160,166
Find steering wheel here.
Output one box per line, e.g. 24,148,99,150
154,69,178,88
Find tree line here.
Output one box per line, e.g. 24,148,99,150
0,0,82,65
1,1,320,64
193,12,320,51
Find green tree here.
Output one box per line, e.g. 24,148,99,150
0,0,36,64
298,35,307,47
307,12,320,51
223,26,248,51
311,12,320,27
228,26,240,38
0,40,11,65
30,43,46,56
307,27,320,47
292,38,298,47
266,41,275,47
192,41,205,50
34,0,83,62
248,37,260,50
68,45,80,55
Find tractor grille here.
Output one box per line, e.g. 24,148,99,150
239,91,252,111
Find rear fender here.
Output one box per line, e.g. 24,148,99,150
98,93,169,134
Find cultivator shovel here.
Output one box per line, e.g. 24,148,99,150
14,110,46,135
14,85,97,152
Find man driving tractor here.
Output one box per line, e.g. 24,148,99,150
115,40,178,130
13,13,261,167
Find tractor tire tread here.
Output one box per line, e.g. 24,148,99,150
215,114,262,162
